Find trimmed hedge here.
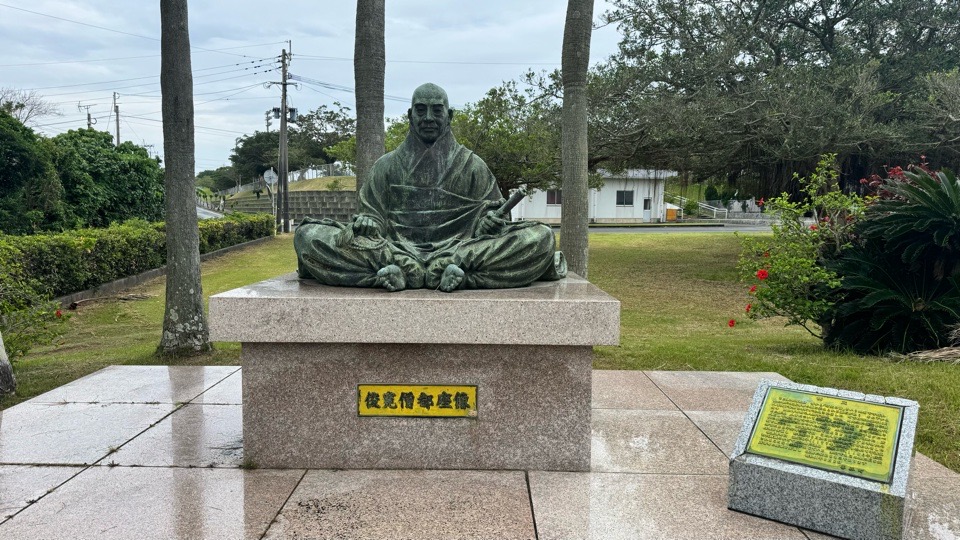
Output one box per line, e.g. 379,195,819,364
0,213,275,299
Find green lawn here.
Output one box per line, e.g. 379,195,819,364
3,232,958,472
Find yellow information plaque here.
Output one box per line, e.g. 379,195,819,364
358,384,477,418
747,388,903,483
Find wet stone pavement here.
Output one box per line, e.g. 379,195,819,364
0,366,956,539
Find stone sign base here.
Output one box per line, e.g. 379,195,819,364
209,273,620,472
728,380,919,540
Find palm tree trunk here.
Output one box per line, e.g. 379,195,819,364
354,0,386,192
560,0,594,278
159,0,211,355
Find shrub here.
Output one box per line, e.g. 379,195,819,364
0,213,274,356
0,239,66,358
823,168,960,353
739,155,863,337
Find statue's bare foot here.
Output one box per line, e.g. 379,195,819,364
375,265,406,292
439,264,465,292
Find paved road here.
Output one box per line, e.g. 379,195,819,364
584,223,772,234
197,207,225,220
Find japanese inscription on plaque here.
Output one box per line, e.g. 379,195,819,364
358,384,477,418
747,388,903,483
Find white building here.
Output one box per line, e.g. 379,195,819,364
514,169,676,224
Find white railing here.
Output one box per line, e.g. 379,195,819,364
697,201,728,219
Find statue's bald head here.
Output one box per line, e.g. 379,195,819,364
411,83,449,108
408,83,453,145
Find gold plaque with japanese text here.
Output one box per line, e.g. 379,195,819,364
747,388,902,483
358,384,477,418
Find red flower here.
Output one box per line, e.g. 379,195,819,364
763,251,770,258
757,197,765,206
756,269,769,280
728,319,736,328
809,224,818,231
55,309,62,319
745,304,752,313
749,285,757,294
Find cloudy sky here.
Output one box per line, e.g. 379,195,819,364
0,1,622,173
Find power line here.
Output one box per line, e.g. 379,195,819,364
0,3,278,58
289,73,408,102
23,59,274,92
0,42,287,68
296,54,560,66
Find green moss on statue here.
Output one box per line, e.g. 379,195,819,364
294,83,566,292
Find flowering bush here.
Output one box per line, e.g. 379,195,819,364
739,154,960,354
738,155,862,337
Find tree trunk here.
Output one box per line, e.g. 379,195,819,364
158,0,211,355
354,0,386,192
560,0,594,278
0,330,15,396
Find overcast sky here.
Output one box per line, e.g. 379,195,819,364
0,1,622,173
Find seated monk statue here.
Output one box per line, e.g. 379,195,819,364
294,82,566,292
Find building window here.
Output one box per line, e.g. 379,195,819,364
643,198,652,210
547,189,562,205
616,190,634,206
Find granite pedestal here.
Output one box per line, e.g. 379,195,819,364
209,273,620,471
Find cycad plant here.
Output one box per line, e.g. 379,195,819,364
824,169,960,354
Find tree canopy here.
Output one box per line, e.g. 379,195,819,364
589,0,960,195
0,111,163,234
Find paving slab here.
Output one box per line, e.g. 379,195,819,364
0,466,304,540
263,469,536,540
645,371,790,411
685,409,749,457
0,402,174,465
592,369,677,410
110,404,243,468
0,465,82,521
25,365,239,404
190,370,242,404
529,471,808,540
800,473,960,539
592,408,727,474
0,366,956,540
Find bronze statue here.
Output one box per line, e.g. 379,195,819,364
294,83,566,292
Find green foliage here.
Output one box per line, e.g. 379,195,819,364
231,103,355,183
739,156,864,337
0,214,274,356
0,239,66,358
825,248,960,354
452,81,561,194
824,169,960,353
743,156,960,354
0,116,164,233
196,166,236,192
326,178,344,191
593,0,960,193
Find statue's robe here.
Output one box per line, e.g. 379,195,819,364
294,130,564,289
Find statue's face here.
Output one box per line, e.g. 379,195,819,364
408,92,451,144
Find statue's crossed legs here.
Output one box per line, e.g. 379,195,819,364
294,219,566,292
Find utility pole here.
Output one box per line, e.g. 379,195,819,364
280,44,291,233
78,103,96,129
266,43,295,232
113,92,121,147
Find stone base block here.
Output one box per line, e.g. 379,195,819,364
242,342,592,471
728,380,918,540
729,455,905,540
